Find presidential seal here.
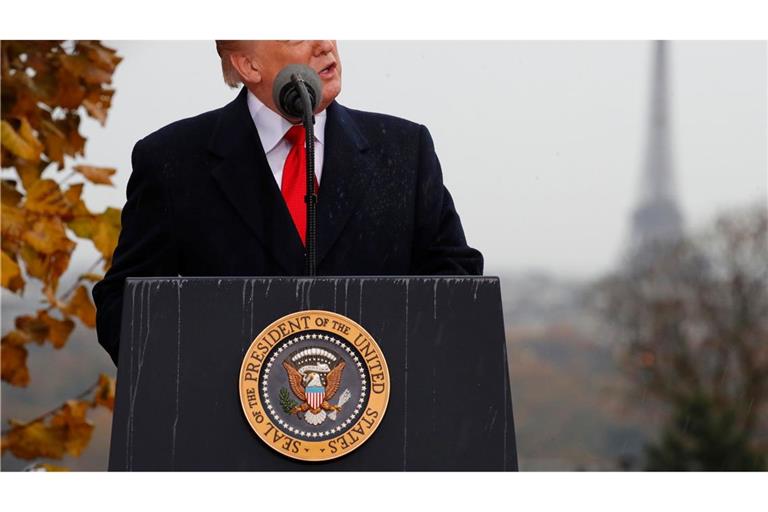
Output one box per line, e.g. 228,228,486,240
238,310,390,462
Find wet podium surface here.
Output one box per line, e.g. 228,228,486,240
109,276,517,471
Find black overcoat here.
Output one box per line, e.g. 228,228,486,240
92,87,483,364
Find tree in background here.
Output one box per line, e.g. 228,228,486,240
595,205,768,470
1,40,122,469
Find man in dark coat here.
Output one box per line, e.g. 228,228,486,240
92,40,483,365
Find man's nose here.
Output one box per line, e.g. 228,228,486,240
312,40,334,56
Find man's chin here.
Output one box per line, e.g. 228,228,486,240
320,85,341,110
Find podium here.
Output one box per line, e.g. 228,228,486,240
109,276,517,470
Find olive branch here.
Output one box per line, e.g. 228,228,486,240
279,388,298,413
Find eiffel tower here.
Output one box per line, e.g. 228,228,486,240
628,41,685,264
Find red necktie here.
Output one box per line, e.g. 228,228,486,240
281,125,318,246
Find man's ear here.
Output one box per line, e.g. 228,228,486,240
230,53,262,84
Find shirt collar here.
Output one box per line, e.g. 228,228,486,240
246,89,326,153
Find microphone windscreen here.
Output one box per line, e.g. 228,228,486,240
272,64,322,120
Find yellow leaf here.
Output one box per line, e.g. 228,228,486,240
44,251,72,298
82,99,105,125
64,182,98,238
1,342,30,387
1,400,94,460
82,89,115,126
1,250,25,293
60,54,112,85
58,54,88,78
41,115,87,160
15,310,74,349
1,202,27,240
78,41,122,73
19,243,48,280
73,165,116,186
40,120,67,168
0,118,42,162
92,207,121,261
40,311,75,349
16,161,46,191
2,329,32,346
1,421,66,459
54,66,86,109
63,182,84,203
18,117,44,158
22,217,75,255
67,215,98,239
93,373,116,411
1,202,28,257
63,183,91,217
59,114,86,157
50,400,94,457
63,285,96,328
19,244,71,296
1,180,23,206
24,179,71,216
15,313,49,344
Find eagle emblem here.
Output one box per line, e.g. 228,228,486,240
282,347,348,426
240,311,391,461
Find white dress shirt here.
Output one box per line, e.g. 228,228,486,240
246,90,326,188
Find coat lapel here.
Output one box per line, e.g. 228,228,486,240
316,101,372,266
208,87,305,275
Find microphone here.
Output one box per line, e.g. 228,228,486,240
271,64,322,277
272,64,322,122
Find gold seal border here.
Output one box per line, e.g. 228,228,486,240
238,310,390,462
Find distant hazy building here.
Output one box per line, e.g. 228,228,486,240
627,41,685,266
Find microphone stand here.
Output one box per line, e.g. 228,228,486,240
294,78,318,276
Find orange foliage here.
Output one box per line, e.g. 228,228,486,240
1,40,123,469
1,375,116,460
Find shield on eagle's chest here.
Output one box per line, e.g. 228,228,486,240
306,385,325,409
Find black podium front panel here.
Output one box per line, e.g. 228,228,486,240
109,277,517,471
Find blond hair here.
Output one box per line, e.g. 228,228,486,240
215,40,245,88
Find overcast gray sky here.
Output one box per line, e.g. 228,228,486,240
69,41,767,279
